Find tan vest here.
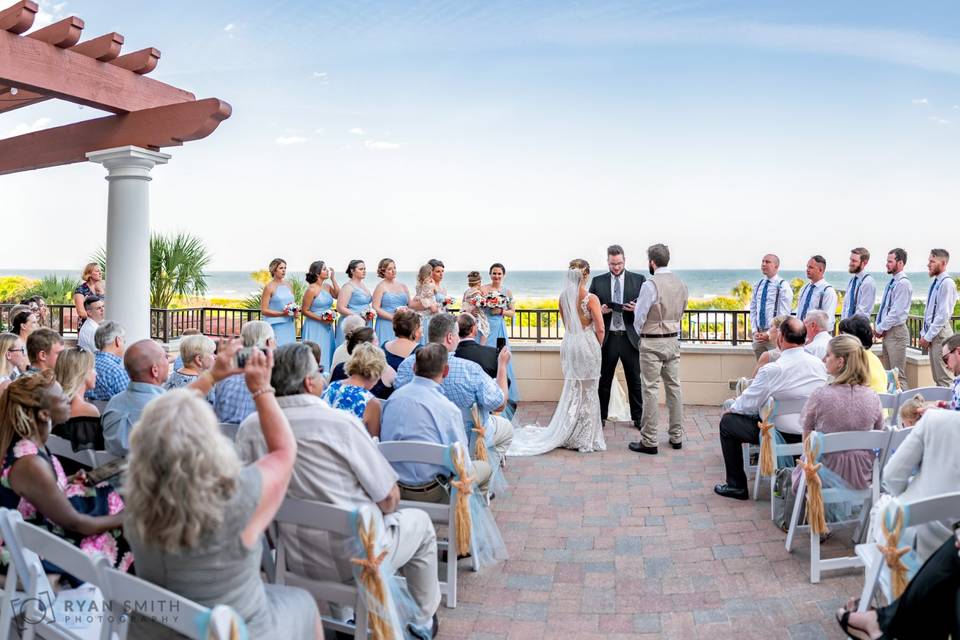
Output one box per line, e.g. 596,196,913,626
641,271,689,335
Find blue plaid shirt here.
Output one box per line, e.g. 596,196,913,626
952,376,960,411
395,351,504,447
87,351,130,401
214,374,255,424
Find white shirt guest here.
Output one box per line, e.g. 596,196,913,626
77,295,105,353
803,310,833,361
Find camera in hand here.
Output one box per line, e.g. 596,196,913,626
235,346,268,368
496,337,507,353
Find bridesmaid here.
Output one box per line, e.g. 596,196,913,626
371,258,410,346
483,262,519,404
335,259,374,346
300,260,339,373
260,258,298,346
428,258,450,312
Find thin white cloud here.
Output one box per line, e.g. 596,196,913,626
5,117,52,137
314,128,325,134
912,98,929,105
929,116,952,126
348,127,366,135
32,1,66,28
275,136,308,145
364,140,400,151
954,105,960,110
312,71,327,79
224,23,235,32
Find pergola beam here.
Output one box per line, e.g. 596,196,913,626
0,97,232,175
27,15,83,47
0,28,192,113
110,47,160,74
0,0,36,34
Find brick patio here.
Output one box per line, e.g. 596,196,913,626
436,403,856,640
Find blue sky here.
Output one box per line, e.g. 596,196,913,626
3,1,959,273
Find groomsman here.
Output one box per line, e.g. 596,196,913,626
874,248,913,391
919,249,958,387
795,255,838,322
750,254,793,360
841,247,877,320
629,244,689,454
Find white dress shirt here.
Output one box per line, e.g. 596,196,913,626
632,268,665,332
795,279,838,321
875,271,913,332
609,272,626,331
841,272,877,320
922,272,958,341
804,330,831,360
730,347,828,434
77,318,99,353
749,275,793,333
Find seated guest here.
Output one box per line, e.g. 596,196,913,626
22,296,48,326
26,328,64,373
940,334,960,410
77,295,105,353
329,327,395,399
395,313,514,470
715,317,827,500
124,347,321,639
172,327,202,370
323,343,385,438
0,371,132,572
214,320,275,424
799,335,883,490
164,333,216,404
329,315,366,374
0,333,28,385
803,309,833,360
750,315,789,378
836,533,960,640
883,409,960,561
382,343,492,502
898,395,925,427
454,313,499,380
12,310,38,345
102,340,169,456
235,343,440,638
383,309,421,371
52,347,104,451
838,315,889,394
87,321,129,402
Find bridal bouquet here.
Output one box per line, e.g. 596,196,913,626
283,302,300,317
441,295,455,309
485,292,511,310
466,292,486,309
319,309,336,323
363,307,377,321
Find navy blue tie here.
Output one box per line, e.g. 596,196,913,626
847,277,859,316
758,280,770,330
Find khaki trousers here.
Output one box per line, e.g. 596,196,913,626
384,508,442,627
929,325,955,387
639,337,683,448
752,337,776,360
882,323,909,391
399,460,493,504
487,414,515,464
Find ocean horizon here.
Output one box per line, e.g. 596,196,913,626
0,268,939,303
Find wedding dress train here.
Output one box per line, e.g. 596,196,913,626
507,269,606,456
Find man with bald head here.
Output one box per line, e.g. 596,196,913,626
101,339,171,456
750,254,793,359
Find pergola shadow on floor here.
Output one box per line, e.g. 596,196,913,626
438,403,854,640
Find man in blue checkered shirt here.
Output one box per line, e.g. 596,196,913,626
395,313,514,465
214,320,276,424
86,321,130,401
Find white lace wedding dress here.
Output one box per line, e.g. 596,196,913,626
507,269,606,456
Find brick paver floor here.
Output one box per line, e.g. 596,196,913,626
436,403,858,640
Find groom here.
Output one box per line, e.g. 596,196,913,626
589,244,645,428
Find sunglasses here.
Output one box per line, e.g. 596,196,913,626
943,349,958,365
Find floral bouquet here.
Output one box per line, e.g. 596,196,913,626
467,292,485,309
485,292,511,310
284,302,300,317
442,295,455,309
363,307,377,322
319,309,336,323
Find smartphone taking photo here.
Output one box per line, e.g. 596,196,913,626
496,337,507,353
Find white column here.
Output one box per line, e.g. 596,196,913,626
86,146,170,343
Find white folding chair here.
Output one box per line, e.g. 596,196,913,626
43,436,119,470
378,440,479,608
897,386,953,405
879,427,914,474
99,567,217,640
747,398,807,512
218,423,239,441
855,491,960,611
878,393,898,427
784,430,892,583
271,497,370,638
0,508,111,640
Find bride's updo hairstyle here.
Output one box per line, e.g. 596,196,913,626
305,260,325,284
346,259,364,278
569,258,590,275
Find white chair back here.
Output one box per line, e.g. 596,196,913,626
898,386,953,405
218,423,239,441
878,393,898,427
100,567,213,640
377,440,450,466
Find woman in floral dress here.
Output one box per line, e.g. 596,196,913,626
0,371,132,574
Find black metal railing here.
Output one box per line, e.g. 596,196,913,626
2,303,956,349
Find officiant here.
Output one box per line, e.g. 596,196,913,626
589,245,645,428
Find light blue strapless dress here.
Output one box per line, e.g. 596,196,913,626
301,289,336,372
483,295,519,404
335,286,374,346
376,290,409,344
265,283,297,346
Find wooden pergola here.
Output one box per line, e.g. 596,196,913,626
0,0,231,340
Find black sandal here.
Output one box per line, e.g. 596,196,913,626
835,608,876,640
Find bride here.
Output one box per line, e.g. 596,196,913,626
507,259,606,456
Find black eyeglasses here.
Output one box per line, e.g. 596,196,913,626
942,349,958,365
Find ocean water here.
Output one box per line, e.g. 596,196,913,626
1,268,937,302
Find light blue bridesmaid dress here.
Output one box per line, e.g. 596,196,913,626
301,288,336,372
376,290,409,344
335,286,374,346
265,283,297,346
483,291,520,404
